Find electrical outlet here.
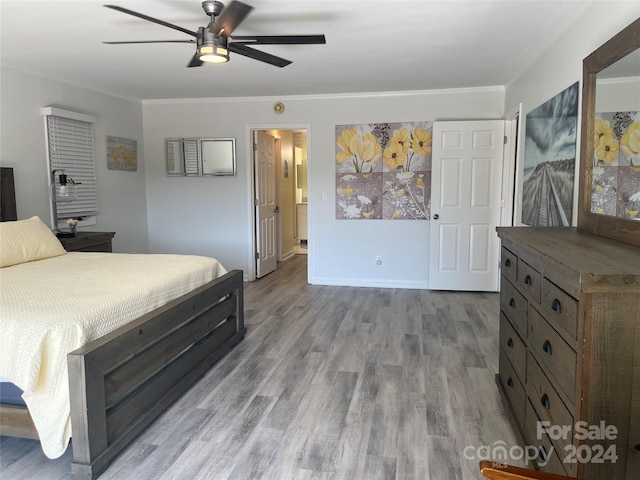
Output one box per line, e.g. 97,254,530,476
376,256,382,265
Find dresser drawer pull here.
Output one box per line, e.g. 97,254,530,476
542,340,553,355
509,298,516,308
524,274,532,285
541,393,551,409
538,445,548,462
504,258,512,268
551,298,562,313
507,337,514,348
507,377,514,388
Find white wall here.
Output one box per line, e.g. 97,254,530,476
506,2,640,224
143,87,505,287
506,3,639,115
596,77,640,112
0,66,149,253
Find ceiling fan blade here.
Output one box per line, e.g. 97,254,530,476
210,0,253,37
104,40,196,44
104,5,198,37
230,35,326,45
229,43,291,68
187,52,203,68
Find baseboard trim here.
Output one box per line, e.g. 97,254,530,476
309,276,429,290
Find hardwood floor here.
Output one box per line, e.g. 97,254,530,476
1,255,521,479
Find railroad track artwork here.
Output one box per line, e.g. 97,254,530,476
522,159,574,226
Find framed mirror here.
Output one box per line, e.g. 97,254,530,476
165,138,185,176
201,138,236,176
166,138,201,176
577,18,640,247
165,138,236,177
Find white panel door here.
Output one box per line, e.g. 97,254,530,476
429,120,505,291
255,131,277,278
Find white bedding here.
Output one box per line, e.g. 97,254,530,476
0,252,227,458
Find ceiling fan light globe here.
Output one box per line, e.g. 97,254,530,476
198,45,229,63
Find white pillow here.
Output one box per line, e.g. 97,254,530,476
0,216,66,267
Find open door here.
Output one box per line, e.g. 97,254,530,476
254,130,278,278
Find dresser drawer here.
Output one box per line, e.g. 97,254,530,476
526,353,574,454
540,279,578,340
499,348,526,428
500,313,526,381
524,399,571,476
500,277,528,336
528,306,576,405
501,247,518,284
517,260,541,304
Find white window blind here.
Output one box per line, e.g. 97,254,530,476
43,108,98,219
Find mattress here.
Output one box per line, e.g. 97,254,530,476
0,252,227,458
0,380,24,406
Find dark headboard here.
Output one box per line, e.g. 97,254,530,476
1,167,17,221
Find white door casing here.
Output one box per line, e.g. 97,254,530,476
255,131,277,278
429,120,505,291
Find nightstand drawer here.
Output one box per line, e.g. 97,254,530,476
500,277,527,336
517,260,541,304
501,247,518,284
528,306,576,405
526,353,573,454
540,280,578,341
499,348,526,428
500,312,527,381
59,232,115,253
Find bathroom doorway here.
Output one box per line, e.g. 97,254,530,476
250,126,309,279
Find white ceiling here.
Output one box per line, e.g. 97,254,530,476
0,0,594,101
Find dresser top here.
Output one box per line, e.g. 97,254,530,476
497,227,640,292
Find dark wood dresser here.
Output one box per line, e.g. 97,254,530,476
58,231,115,252
496,227,640,479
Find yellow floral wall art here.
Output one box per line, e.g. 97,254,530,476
592,111,640,221
335,122,432,220
107,136,137,171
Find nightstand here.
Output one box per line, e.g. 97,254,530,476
58,232,115,252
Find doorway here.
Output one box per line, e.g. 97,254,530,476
503,103,523,226
250,126,309,280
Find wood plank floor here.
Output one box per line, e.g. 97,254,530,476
1,255,521,479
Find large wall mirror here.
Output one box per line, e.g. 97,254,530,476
577,18,640,247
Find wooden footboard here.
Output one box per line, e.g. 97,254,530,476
67,269,245,479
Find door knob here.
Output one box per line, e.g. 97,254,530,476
433,214,439,220
274,206,280,214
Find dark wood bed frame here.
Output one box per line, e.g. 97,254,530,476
0,167,246,479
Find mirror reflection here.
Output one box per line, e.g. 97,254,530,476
201,138,236,176
165,137,236,177
591,49,640,220
165,139,185,175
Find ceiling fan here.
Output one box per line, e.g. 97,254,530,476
104,1,326,68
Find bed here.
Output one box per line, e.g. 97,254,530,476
0,175,245,478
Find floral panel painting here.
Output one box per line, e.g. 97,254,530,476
335,122,432,220
107,136,137,171
592,112,640,221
